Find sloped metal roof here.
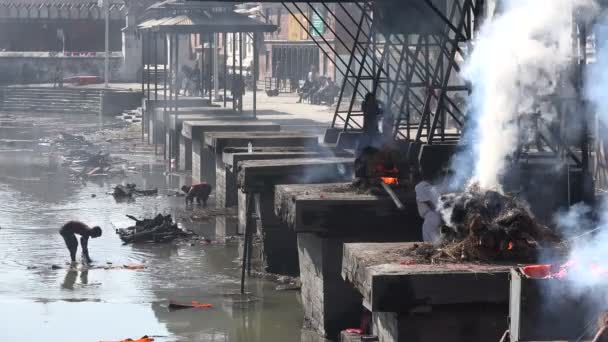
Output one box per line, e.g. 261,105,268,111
0,0,125,19
0,0,123,5
138,8,276,33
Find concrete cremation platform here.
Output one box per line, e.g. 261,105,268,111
145,101,216,143
236,158,355,276
222,147,354,209
341,242,511,342
142,98,211,139
273,183,422,338
164,112,250,169
181,120,280,182
205,131,320,207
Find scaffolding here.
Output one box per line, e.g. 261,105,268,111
282,0,476,144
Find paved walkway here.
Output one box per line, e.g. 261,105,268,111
10,82,337,136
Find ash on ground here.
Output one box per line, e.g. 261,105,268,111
428,182,564,263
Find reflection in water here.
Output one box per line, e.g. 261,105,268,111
0,114,320,342
80,269,89,285
61,270,78,290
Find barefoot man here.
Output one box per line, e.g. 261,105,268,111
59,221,102,264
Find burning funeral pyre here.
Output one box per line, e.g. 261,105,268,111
116,214,195,244
352,145,413,210
433,182,563,262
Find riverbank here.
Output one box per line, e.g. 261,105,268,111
0,112,323,341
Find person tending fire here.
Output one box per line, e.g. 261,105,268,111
414,167,442,243
354,92,383,180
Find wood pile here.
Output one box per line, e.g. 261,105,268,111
116,214,194,244
436,182,562,262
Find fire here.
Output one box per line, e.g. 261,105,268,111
522,260,608,279
381,177,399,185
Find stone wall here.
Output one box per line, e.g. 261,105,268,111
101,90,142,116
0,53,126,84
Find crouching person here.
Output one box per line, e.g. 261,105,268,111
60,221,102,264
181,182,212,207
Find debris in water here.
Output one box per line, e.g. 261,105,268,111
116,214,195,244
112,183,158,199
168,301,213,310
99,335,154,342
45,131,129,179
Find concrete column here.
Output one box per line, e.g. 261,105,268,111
179,135,192,171
297,233,363,338
214,33,220,101
121,3,142,82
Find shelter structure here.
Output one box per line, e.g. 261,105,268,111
137,0,276,118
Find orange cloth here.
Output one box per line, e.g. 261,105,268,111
522,264,552,279
191,301,213,309
99,336,154,342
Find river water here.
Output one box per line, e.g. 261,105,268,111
0,114,321,342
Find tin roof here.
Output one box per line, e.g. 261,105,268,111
0,0,125,19
138,7,276,33
0,0,122,5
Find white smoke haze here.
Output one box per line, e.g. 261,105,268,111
555,201,608,296
554,202,595,238
452,0,596,191
556,15,608,297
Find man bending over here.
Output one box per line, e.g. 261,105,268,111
60,221,102,264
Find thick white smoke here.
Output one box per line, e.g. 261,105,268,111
555,17,608,296
451,0,595,191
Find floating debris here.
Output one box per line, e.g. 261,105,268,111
116,214,195,244
112,183,158,199
168,300,213,310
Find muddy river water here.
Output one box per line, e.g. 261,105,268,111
0,114,322,341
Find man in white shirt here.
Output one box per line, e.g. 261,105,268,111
415,175,442,244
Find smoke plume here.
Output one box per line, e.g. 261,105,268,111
450,0,595,191
554,15,608,296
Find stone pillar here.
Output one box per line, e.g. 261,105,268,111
179,135,192,171
297,233,363,338
122,2,143,82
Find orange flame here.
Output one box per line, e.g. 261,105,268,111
508,242,514,250
522,260,608,279
381,177,399,185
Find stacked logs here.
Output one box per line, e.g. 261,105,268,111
116,214,193,244
437,183,562,262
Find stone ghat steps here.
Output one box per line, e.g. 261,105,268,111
0,87,101,114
